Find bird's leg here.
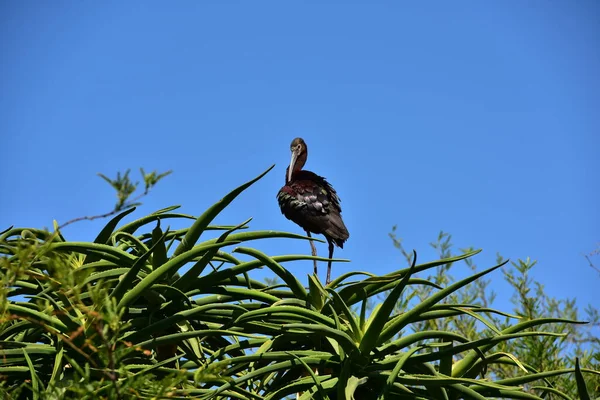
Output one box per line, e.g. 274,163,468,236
326,239,334,285
306,231,318,276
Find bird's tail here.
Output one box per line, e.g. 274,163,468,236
326,213,349,248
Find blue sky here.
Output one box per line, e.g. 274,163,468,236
1,2,598,322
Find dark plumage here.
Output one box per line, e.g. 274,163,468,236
277,138,349,284
278,171,348,247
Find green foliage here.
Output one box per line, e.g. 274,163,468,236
389,227,600,398
1,167,598,399
59,168,172,229
98,168,172,212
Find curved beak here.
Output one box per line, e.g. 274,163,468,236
288,151,298,182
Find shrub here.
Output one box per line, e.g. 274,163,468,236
1,166,597,399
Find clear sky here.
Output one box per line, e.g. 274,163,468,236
1,2,598,320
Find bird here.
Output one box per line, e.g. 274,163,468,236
276,137,349,284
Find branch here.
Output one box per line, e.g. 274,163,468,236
585,254,600,275
58,191,146,230
58,168,172,230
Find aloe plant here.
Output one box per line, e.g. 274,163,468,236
1,165,598,399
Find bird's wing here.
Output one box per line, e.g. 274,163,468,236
278,173,337,216
293,171,341,211
277,173,348,244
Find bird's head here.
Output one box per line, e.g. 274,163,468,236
288,137,307,182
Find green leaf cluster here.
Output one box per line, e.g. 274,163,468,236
388,229,600,398
98,168,172,211
1,166,598,399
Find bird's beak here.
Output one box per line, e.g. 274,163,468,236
288,151,298,182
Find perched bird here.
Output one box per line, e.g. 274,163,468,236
277,137,349,284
